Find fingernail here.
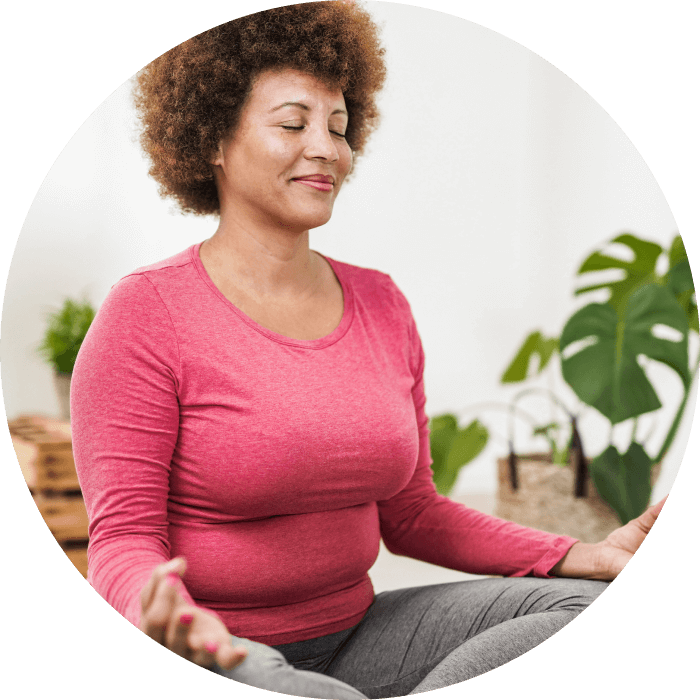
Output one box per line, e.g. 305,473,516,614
166,573,180,586
180,613,194,625
205,641,219,654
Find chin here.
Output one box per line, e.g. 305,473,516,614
283,205,335,232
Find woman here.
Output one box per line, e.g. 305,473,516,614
71,3,664,698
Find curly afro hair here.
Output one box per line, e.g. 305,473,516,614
133,1,386,216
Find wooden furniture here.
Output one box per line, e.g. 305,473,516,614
9,415,88,577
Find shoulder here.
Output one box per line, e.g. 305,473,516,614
116,245,195,290
326,256,413,317
127,246,194,277
94,246,198,334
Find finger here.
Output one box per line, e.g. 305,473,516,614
164,557,187,575
190,640,220,668
636,497,667,534
193,641,248,670
140,558,187,613
653,495,668,513
168,611,195,658
216,643,248,671
142,572,182,645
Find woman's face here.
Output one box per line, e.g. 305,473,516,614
212,68,353,233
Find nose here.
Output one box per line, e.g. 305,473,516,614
303,123,340,163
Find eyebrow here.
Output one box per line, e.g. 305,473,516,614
271,101,348,116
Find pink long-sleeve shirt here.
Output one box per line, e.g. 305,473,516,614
71,243,577,645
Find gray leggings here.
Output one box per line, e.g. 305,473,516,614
213,577,608,698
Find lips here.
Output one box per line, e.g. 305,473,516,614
294,174,334,183
292,174,334,192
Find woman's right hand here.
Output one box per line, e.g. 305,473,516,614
139,557,248,670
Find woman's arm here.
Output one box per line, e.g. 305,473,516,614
72,273,186,624
377,295,577,578
549,543,611,580
72,272,247,668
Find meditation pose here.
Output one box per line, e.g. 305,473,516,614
72,3,664,697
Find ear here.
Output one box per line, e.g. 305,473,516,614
210,142,225,167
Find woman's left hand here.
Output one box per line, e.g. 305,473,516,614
595,496,667,579
550,496,667,581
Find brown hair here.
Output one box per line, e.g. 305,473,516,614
133,2,386,215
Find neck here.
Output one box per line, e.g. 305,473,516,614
202,209,319,299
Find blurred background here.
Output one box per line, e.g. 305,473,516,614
1,2,695,586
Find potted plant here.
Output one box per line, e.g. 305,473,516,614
38,298,96,420
495,232,697,536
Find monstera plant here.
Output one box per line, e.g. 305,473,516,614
501,233,697,524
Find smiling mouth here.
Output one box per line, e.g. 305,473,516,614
293,179,333,192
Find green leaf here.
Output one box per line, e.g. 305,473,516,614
669,265,698,333
430,416,488,495
501,331,558,383
668,233,688,269
532,422,560,437
447,420,488,470
429,414,458,488
588,442,653,523
561,284,690,424
664,235,698,333
667,258,695,298
38,298,96,374
552,444,570,465
575,233,663,312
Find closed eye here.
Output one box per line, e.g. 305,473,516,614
281,125,346,138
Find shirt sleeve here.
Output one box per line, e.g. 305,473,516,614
377,297,578,578
71,273,196,627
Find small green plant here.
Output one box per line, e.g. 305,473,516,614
38,298,96,375
428,414,489,495
502,233,698,524
532,422,569,464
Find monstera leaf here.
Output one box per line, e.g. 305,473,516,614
575,234,663,312
589,442,653,524
560,283,690,424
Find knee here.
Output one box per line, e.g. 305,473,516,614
212,637,367,700
211,636,294,682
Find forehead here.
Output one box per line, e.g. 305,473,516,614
246,68,346,112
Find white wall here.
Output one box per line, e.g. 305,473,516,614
1,1,691,499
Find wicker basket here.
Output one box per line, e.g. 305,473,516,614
495,452,659,543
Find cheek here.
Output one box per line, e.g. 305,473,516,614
338,144,354,181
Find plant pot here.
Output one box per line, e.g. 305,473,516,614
495,453,660,543
53,371,72,421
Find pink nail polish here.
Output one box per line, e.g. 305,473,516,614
180,613,194,625
205,641,219,654
166,573,180,586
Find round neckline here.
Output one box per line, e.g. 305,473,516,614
190,241,354,349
